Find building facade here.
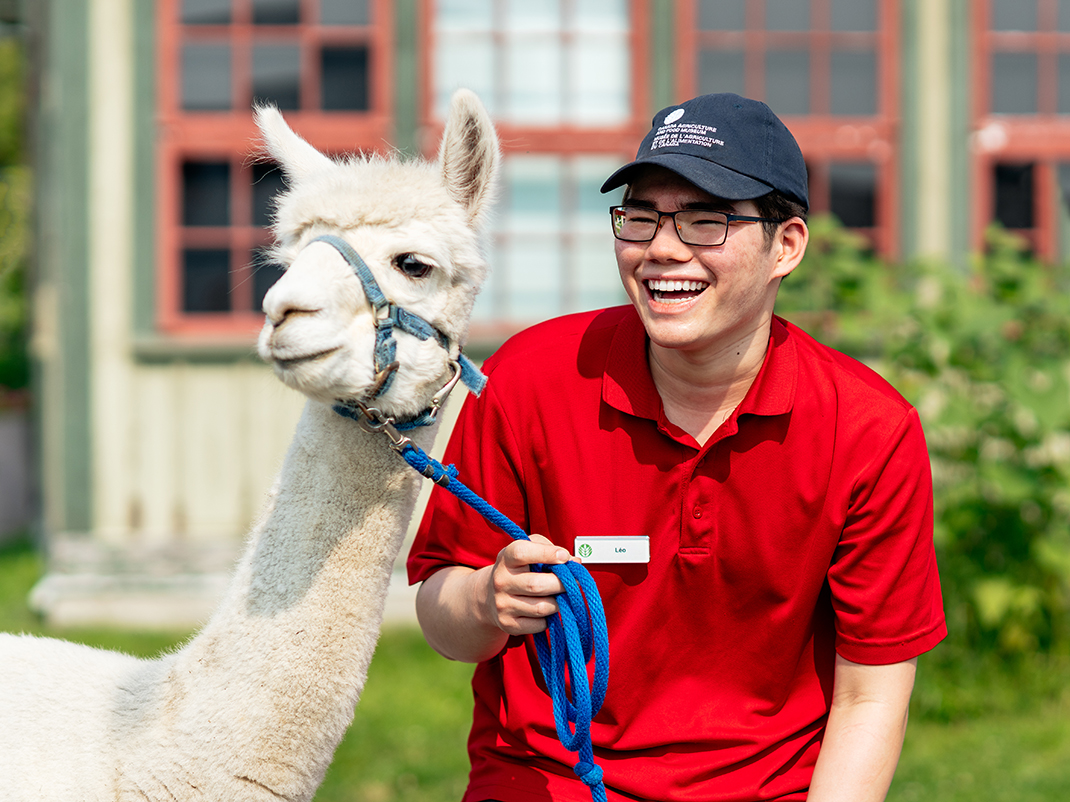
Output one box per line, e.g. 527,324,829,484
27,0,1070,624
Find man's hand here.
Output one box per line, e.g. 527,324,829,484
483,535,572,635
415,535,574,663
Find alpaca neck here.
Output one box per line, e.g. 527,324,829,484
157,400,439,798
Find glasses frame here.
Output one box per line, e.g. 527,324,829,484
610,205,788,247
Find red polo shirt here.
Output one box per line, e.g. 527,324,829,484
408,306,946,802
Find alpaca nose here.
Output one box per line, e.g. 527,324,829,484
262,272,324,327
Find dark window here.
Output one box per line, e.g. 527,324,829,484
252,163,286,227
831,51,877,115
253,44,301,109
182,44,231,110
831,0,876,32
991,53,1038,114
183,162,230,226
698,0,746,31
991,0,1037,32
321,47,370,111
183,249,232,312
829,162,876,228
182,0,231,25
253,0,300,25
322,0,369,25
698,49,746,96
766,0,809,32
994,163,1034,230
766,50,810,115
252,248,286,311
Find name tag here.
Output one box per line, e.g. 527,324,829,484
573,536,650,564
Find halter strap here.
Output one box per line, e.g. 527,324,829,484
308,234,486,398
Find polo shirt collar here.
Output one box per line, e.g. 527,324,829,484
602,308,797,423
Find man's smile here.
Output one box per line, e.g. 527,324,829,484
645,278,710,305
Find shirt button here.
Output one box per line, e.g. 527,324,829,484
692,506,702,519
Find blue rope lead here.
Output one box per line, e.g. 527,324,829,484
397,442,610,802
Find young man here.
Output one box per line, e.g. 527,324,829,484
408,93,946,802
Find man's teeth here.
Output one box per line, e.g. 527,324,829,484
647,279,709,297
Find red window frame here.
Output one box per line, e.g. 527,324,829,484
675,0,901,258
155,0,395,338
970,0,1070,261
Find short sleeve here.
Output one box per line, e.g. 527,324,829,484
828,408,947,664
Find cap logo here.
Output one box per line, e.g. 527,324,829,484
650,108,726,153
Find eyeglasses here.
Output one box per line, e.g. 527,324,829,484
610,205,787,247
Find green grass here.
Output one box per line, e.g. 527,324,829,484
3,535,1069,801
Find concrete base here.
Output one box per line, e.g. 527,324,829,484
29,535,421,629
29,570,420,630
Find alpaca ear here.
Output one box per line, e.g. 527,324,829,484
438,89,501,227
255,103,334,181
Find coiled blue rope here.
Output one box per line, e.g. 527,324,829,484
397,442,610,802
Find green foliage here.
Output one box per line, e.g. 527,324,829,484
0,35,27,393
780,220,1070,660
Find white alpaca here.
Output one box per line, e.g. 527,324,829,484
0,89,499,802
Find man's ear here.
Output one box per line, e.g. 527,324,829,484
771,217,808,280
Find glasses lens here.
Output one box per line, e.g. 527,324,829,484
676,210,729,245
612,207,658,241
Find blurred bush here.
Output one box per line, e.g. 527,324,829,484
0,34,28,396
780,217,1070,659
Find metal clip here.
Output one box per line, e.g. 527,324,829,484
354,401,411,452
426,360,463,423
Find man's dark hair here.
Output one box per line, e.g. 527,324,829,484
754,191,808,247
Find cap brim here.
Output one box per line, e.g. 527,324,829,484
600,153,774,201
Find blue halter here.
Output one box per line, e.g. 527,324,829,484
308,233,486,405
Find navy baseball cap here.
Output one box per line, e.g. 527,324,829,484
601,93,809,211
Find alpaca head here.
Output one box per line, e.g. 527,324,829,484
256,90,499,419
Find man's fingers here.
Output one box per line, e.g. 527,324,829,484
501,535,570,570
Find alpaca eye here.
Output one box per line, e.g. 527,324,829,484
393,253,433,280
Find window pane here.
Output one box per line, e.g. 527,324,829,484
182,43,231,110
766,50,809,115
437,0,493,29
321,47,370,111
831,0,876,31
183,249,231,312
253,0,300,25
766,0,809,32
991,53,1038,114
183,0,231,25
434,34,495,118
505,237,564,320
570,33,629,124
321,0,369,25
698,0,746,31
252,163,286,227
505,0,561,32
991,0,1037,32
252,248,286,312
183,161,230,226
253,43,301,109
699,49,746,96
829,163,875,227
1060,55,1070,113
504,34,561,123
831,51,876,115
573,0,628,32
994,163,1034,229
